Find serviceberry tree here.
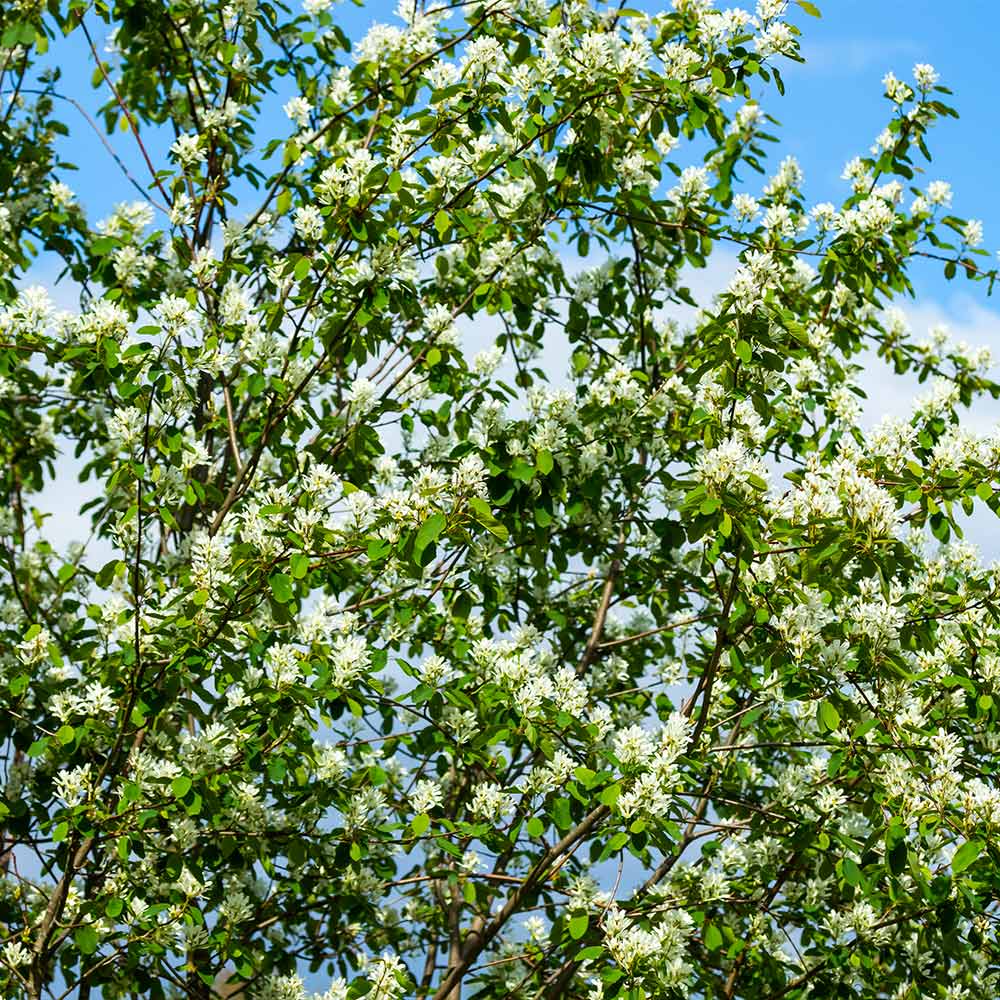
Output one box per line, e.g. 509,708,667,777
2,1,1000,999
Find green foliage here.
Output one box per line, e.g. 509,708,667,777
1,2,999,1000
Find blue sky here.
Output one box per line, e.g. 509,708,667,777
22,5,1000,985
35,0,1000,555
778,1,999,304
47,1,998,300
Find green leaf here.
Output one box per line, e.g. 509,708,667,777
841,857,862,886
551,797,572,831
414,512,446,565
569,913,588,939
269,572,294,604
526,817,545,837
435,210,451,239
799,0,822,15
599,783,621,808
411,813,430,836
888,839,907,876
289,552,310,579
953,839,983,873
536,449,554,475
75,925,100,955
818,700,841,733
171,776,192,799
735,339,752,364
976,482,993,501
704,922,723,951
388,170,403,193
468,497,508,541
607,831,629,853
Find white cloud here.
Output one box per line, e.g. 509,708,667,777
856,292,1000,557
858,293,1000,432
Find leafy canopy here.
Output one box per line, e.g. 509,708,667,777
1,1,1000,999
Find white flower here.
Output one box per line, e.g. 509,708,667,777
418,653,455,686
763,203,803,239
48,180,75,207
913,62,939,90
870,127,894,154
170,191,195,227
331,634,370,687
312,980,349,1000
462,36,506,79
366,953,406,1000
220,889,255,924
2,940,31,967
411,778,443,814
254,972,307,1000
613,725,656,767
17,626,51,664
811,202,837,231
170,132,205,168
756,0,787,20
348,376,379,416
266,643,302,688
615,152,656,191
733,193,760,222
841,155,868,183
190,245,219,282
524,915,548,942
668,165,709,204
694,438,768,496
654,130,679,157
54,764,94,807
451,454,488,498
283,96,312,129
314,743,348,781
754,21,794,58
294,205,324,242
963,219,984,248
469,782,514,822
471,345,503,376
881,71,913,104
927,180,952,206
